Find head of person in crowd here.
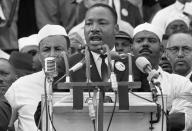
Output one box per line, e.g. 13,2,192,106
166,32,192,76
115,31,132,54
132,22,164,69
37,24,70,75
159,34,173,73
177,0,192,4
69,32,85,55
84,3,119,54
18,34,42,72
0,58,17,96
83,0,109,8
9,51,34,77
165,13,190,36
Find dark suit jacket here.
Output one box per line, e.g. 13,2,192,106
71,52,150,110
0,96,12,131
71,52,150,92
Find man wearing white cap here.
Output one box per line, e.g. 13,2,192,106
5,24,70,131
18,34,42,72
151,0,192,33
165,13,190,36
132,22,192,131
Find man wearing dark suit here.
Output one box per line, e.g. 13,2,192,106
0,96,12,131
70,4,150,110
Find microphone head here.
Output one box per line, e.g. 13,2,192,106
135,56,151,73
44,57,58,77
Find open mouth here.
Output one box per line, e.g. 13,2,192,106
89,35,102,45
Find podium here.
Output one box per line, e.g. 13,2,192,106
42,92,167,131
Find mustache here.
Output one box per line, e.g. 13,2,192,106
139,48,152,54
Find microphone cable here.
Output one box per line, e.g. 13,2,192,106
157,86,165,131
106,91,117,131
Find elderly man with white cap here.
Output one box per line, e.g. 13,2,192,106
132,22,192,131
5,24,70,131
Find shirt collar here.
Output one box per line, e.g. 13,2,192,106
91,51,101,62
175,0,185,10
186,71,192,79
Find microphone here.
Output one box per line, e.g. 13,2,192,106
61,52,70,82
44,57,58,81
53,53,85,85
135,57,159,82
110,51,133,60
135,57,160,101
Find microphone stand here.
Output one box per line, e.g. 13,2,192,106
45,75,54,131
44,57,58,131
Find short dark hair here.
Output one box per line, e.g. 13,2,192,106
86,3,118,24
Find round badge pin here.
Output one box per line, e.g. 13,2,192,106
115,61,125,71
121,8,128,17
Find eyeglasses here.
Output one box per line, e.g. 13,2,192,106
166,46,192,55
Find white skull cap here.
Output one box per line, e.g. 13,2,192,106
18,34,38,51
133,22,164,42
37,24,68,44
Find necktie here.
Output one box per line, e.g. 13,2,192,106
100,54,108,81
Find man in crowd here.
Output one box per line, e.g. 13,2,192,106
0,58,17,131
0,95,12,131
5,24,70,131
151,0,192,33
165,13,190,36
132,22,192,131
115,30,132,54
166,32,192,80
18,34,42,72
159,13,190,73
0,58,17,96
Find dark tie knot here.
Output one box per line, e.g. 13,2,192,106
100,54,107,60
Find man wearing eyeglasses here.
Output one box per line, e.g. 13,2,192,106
166,32,192,79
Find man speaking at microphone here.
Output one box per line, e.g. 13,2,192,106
70,3,150,110
132,22,192,131
71,4,149,91
5,24,70,131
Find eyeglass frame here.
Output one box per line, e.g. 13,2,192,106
166,46,192,55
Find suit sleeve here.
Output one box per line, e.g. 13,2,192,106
0,96,12,131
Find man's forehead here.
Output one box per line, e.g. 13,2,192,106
134,31,159,39
85,6,113,20
168,33,192,47
0,60,12,70
169,20,187,26
40,36,67,46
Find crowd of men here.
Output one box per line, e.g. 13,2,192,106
0,0,192,131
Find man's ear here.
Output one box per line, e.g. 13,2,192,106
114,24,119,34
160,44,164,56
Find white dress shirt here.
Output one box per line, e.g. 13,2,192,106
151,0,184,33
92,51,108,77
157,67,192,131
5,71,45,131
